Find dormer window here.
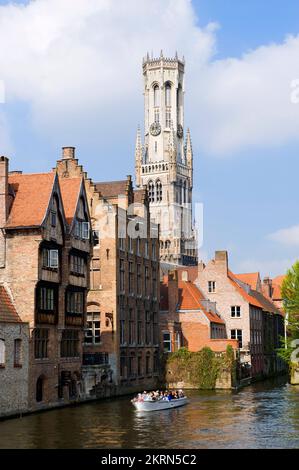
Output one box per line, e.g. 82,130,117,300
43,249,59,269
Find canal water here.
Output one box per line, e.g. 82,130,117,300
1,377,299,449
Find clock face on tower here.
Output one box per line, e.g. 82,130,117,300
150,122,161,136
177,124,183,138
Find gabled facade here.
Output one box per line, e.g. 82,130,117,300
55,147,161,396
0,154,92,411
196,251,285,378
160,270,238,354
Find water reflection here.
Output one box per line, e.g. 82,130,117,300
0,377,298,449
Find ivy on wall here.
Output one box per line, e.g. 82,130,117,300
165,345,236,390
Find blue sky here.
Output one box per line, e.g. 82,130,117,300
0,0,298,277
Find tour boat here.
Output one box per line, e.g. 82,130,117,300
132,396,188,412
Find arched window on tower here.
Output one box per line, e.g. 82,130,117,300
154,85,159,107
177,84,182,124
165,82,171,127
156,180,162,202
148,181,155,203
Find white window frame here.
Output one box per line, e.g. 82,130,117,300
231,306,241,318
208,281,216,293
163,331,172,353
0,339,5,366
82,222,90,240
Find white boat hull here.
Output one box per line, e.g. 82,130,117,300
132,397,188,412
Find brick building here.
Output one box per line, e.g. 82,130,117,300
55,148,160,395
160,270,238,354
0,285,29,418
196,251,285,378
262,275,286,313
0,154,92,411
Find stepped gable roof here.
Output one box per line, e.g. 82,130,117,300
95,180,128,199
59,177,82,225
0,286,22,323
234,272,260,290
6,172,56,229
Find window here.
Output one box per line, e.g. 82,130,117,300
85,313,101,344
148,181,155,203
128,236,133,253
231,329,243,348
129,354,135,377
146,353,151,375
61,329,79,357
120,354,126,378
51,211,57,227
145,240,149,258
119,235,125,251
145,265,149,295
43,249,59,269
165,82,171,107
34,329,49,358
154,141,158,153
153,312,158,345
66,290,84,315
154,109,160,123
165,110,171,128
120,319,125,345
14,339,22,367
152,267,157,298
70,255,85,275
129,309,135,345
92,230,100,246
175,332,181,351
163,332,171,352
231,306,241,318
39,287,55,311
137,237,141,256
152,241,156,260
154,84,159,107
156,180,162,202
138,355,142,376
145,311,151,344
75,220,90,240
137,310,143,344
129,262,134,294
0,339,5,367
208,281,216,293
137,264,142,295
120,259,125,292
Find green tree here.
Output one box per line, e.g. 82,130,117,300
278,260,299,364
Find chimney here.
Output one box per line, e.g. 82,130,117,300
198,260,206,273
0,156,9,268
263,277,273,298
215,250,228,274
62,147,75,160
168,270,179,315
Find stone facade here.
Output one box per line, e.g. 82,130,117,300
55,150,161,396
135,54,197,266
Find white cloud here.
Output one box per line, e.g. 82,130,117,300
0,0,299,157
268,224,299,246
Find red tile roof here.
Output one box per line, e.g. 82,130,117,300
234,272,260,290
0,286,22,323
6,173,56,229
178,281,225,324
228,270,263,309
59,177,82,225
95,180,129,198
272,275,286,300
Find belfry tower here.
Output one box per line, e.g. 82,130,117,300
135,51,197,266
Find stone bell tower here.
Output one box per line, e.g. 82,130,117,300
135,51,197,266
